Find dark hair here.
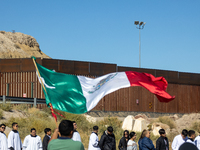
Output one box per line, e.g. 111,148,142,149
72,121,76,124
182,129,188,137
129,132,136,139
93,126,98,131
31,128,36,132
0,124,6,127
124,130,129,137
44,128,51,134
159,129,166,135
59,120,73,136
188,130,195,137
12,122,18,127
139,129,147,140
107,126,113,132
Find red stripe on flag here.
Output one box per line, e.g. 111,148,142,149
125,71,175,102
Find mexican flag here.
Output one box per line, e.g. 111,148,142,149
35,60,175,114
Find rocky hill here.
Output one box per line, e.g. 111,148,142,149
0,31,50,59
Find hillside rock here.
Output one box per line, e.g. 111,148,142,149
122,115,135,131
0,31,50,59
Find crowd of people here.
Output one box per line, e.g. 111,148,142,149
0,120,200,150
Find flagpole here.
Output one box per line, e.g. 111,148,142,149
32,57,58,127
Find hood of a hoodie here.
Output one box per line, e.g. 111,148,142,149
103,130,115,138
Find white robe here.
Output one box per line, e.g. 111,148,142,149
23,135,42,150
88,132,100,150
195,136,200,149
186,138,195,145
0,132,8,150
172,134,187,150
8,130,22,150
72,131,81,142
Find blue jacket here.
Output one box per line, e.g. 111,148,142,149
141,137,155,150
138,139,143,150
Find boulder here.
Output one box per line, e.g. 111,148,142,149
122,115,135,131
152,122,170,136
83,114,97,123
135,114,149,120
133,118,147,132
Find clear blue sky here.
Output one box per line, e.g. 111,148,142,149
1,0,200,73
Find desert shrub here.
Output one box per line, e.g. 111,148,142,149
0,103,12,111
0,109,3,119
167,131,179,142
191,121,200,133
14,43,20,49
158,116,176,129
6,108,57,141
13,104,29,111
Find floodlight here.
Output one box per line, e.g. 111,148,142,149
143,22,146,25
139,22,144,26
134,21,139,25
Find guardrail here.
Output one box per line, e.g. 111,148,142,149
0,95,46,107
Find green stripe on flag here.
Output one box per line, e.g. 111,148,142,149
36,63,87,114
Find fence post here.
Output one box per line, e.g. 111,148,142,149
3,95,6,104
34,98,37,107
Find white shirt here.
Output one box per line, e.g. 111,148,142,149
0,132,8,150
23,135,42,150
8,130,22,150
127,140,137,150
195,136,200,149
172,134,187,150
88,132,100,150
72,131,81,142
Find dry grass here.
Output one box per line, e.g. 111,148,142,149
150,116,176,129
5,108,57,141
190,121,200,133
0,109,3,119
158,116,176,129
0,103,12,111
12,104,29,112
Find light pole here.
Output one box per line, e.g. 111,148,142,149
134,21,146,68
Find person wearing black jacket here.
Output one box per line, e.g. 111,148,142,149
156,129,169,150
118,130,129,150
43,128,51,150
99,126,116,150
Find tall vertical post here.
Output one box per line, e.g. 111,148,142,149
134,21,146,68
31,82,33,98
3,95,6,104
139,29,141,68
34,98,37,107
6,83,9,96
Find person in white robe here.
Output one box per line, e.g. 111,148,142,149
0,124,8,150
8,122,22,150
195,135,200,150
88,126,101,150
172,129,188,150
186,130,196,145
72,121,81,142
23,128,42,150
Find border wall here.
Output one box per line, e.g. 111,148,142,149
1,58,200,113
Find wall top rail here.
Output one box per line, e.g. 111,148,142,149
0,95,46,106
